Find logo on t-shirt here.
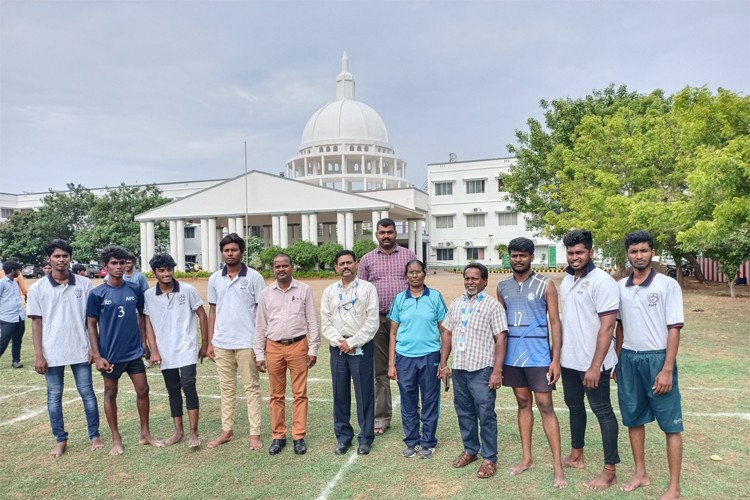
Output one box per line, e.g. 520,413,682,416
578,281,591,294
648,293,659,306
125,295,137,301
75,288,83,298
178,294,186,304
527,293,535,301
240,278,249,289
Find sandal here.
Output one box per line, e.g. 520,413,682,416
476,459,497,478
452,451,478,468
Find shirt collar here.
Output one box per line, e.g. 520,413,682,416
565,260,596,278
405,285,431,298
625,267,657,287
377,245,401,254
155,279,180,295
273,279,297,290
47,272,76,287
221,263,248,277
463,289,487,301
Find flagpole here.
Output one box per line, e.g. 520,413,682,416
244,141,249,266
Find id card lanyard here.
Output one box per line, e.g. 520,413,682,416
457,292,484,352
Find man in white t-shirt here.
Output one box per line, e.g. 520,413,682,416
27,239,102,457
615,231,684,500
559,229,620,491
144,253,208,448
205,233,266,450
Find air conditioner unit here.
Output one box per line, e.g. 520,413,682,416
472,207,481,212
445,242,454,248
465,241,473,247
505,206,512,211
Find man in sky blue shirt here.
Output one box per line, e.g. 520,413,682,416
0,260,26,368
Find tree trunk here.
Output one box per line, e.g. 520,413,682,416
682,253,705,283
729,281,736,298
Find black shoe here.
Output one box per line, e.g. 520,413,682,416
357,443,371,455
334,442,351,455
11,361,23,369
293,439,307,455
268,438,286,455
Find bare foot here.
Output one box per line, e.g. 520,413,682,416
620,473,650,492
562,452,586,469
659,487,680,500
109,438,124,456
583,467,617,491
90,437,104,451
48,441,67,458
553,467,568,488
508,459,532,475
163,432,185,447
249,434,263,450
207,431,234,449
139,433,164,448
188,432,201,449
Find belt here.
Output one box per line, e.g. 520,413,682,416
273,335,307,346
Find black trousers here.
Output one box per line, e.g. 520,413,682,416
0,319,25,363
330,341,375,446
161,364,199,418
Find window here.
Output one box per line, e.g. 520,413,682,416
497,177,505,192
251,226,262,237
184,226,195,239
466,247,485,260
466,179,485,194
465,214,485,227
435,182,453,196
497,212,519,226
436,249,454,261
434,215,454,229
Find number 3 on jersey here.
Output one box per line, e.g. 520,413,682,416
117,306,125,318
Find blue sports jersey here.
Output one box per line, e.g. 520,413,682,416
86,281,145,363
497,273,552,367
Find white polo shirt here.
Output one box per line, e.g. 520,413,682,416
144,280,204,370
560,263,619,371
26,273,92,367
207,264,265,350
618,269,684,352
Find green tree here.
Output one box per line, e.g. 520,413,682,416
318,242,344,269
259,245,284,269
286,240,319,270
352,238,377,260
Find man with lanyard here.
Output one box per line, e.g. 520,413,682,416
496,237,567,488
28,239,102,457
205,233,266,451
86,245,162,455
144,252,209,448
320,250,379,456
559,229,620,490
358,218,416,435
254,253,321,456
0,260,26,368
439,263,508,479
615,231,684,500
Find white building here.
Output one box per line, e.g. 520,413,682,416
427,157,565,268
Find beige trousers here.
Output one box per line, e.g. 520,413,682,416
214,346,261,434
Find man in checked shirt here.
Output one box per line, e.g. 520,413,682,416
358,218,416,435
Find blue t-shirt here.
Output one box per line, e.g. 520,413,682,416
497,273,552,367
388,286,447,357
86,281,144,363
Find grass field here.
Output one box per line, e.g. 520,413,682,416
1,272,748,499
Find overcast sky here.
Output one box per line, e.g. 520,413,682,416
1,0,748,195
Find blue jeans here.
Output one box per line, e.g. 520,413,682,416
452,366,498,462
396,351,441,449
45,363,100,442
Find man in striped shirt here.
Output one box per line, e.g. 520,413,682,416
358,218,416,435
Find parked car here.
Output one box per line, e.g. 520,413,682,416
22,263,44,278
185,262,199,272
84,263,102,278
99,267,107,278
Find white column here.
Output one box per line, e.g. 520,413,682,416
272,215,280,246
228,217,236,235
169,220,178,259
235,217,245,238
416,221,424,261
408,219,416,253
345,212,354,249
145,221,155,268
176,219,185,271
140,222,148,271
216,226,223,269
336,212,346,246
380,210,389,221
371,211,380,242
208,218,218,272
279,214,289,248
301,214,310,241
200,218,209,270
309,213,319,245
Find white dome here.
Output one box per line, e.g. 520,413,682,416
299,100,390,149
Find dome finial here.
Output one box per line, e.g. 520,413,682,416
342,51,349,72
336,52,355,101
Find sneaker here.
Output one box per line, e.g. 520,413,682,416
11,361,23,369
402,444,421,458
418,447,435,459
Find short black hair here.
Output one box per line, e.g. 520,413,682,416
405,259,426,276
72,263,86,274
2,260,22,275
149,253,177,271
624,230,653,250
44,239,73,257
508,237,534,255
334,249,356,265
219,232,245,253
463,262,488,281
125,254,136,263
100,246,129,265
273,252,293,266
376,218,396,230
563,229,593,250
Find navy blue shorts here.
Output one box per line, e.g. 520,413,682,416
101,358,146,381
617,349,683,433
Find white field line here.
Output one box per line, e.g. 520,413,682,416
316,395,401,500
0,389,103,427
0,388,39,401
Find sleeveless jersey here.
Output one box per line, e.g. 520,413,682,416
497,273,551,367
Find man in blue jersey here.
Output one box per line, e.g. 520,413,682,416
496,237,567,488
86,246,162,455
